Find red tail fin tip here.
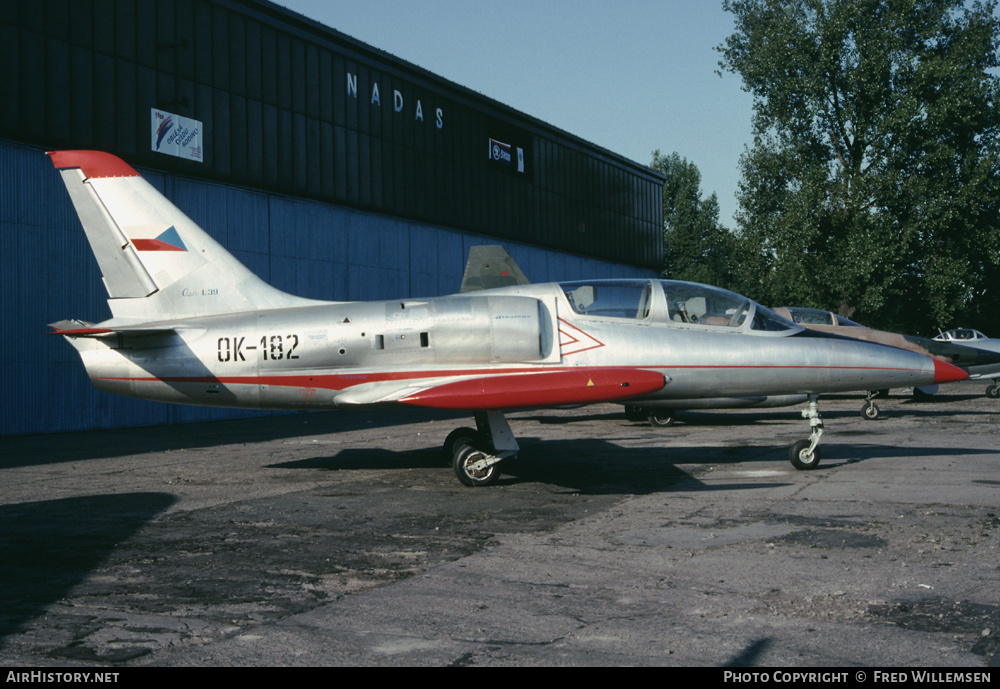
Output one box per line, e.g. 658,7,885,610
47,150,141,179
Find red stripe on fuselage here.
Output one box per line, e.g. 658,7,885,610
91,363,931,391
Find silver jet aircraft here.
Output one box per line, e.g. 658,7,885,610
47,151,968,485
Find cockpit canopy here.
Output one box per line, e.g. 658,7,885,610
558,279,797,333
936,328,988,342
562,280,654,320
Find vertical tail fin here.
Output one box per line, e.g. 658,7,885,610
459,245,531,292
48,151,321,320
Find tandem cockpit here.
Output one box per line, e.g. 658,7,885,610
557,279,797,334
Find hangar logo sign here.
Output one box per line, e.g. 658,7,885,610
489,138,525,173
151,108,203,163
490,138,512,165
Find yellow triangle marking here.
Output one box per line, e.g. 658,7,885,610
586,379,595,387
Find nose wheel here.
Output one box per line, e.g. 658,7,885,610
987,379,1000,398
790,395,823,470
790,439,822,470
861,390,881,420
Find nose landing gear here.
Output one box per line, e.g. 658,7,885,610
789,395,823,470
861,390,882,420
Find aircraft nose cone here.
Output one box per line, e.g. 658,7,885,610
933,358,968,384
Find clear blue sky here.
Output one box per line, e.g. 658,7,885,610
275,0,754,227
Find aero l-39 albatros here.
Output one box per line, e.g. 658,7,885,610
47,151,967,486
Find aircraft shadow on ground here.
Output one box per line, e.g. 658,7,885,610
273,434,997,496
5,394,992,470
0,408,467,469
0,493,175,641
520,400,997,428
273,438,789,495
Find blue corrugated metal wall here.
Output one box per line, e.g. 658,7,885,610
1,139,653,436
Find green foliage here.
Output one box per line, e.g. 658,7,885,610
651,150,737,287
720,0,1000,334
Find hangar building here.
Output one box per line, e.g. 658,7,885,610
0,0,664,435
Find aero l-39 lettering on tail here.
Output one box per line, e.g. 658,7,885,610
48,151,967,486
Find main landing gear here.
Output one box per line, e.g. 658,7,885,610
789,395,823,470
442,411,519,487
624,405,675,427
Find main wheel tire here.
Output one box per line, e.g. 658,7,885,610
443,427,481,464
789,439,821,470
647,410,675,428
453,444,501,487
862,403,880,420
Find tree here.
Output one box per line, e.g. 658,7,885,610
651,150,736,287
719,0,1000,334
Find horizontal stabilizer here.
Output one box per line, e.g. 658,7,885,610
48,319,180,338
